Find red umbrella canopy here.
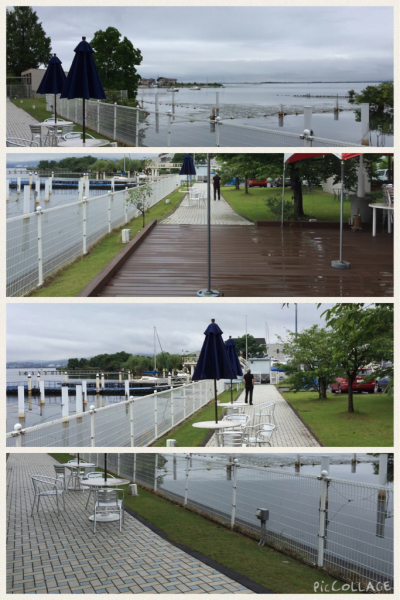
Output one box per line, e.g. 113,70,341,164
284,152,393,164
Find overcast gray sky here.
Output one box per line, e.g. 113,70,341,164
7,303,332,362
29,6,393,83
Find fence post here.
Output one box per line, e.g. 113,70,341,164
97,100,100,133
184,454,190,506
113,102,117,140
154,453,158,491
61,386,69,418
82,197,87,254
36,208,43,286
90,405,96,447
14,424,23,447
215,117,221,146
183,384,186,420
129,397,135,446
317,456,330,567
135,109,139,147
107,191,112,233
360,103,370,146
231,458,239,529
124,187,129,224
154,390,158,440
170,386,174,428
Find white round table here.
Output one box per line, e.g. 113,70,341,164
192,420,241,447
65,462,96,491
82,477,130,522
39,120,73,127
57,138,110,147
368,203,394,236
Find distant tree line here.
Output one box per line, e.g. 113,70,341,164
36,155,146,174
67,351,183,374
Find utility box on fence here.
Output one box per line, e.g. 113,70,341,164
256,508,269,523
129,484,138,496
122,229,131,243
166,439,177,447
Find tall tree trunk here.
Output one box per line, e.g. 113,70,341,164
235,177,240,190
347,374,355,413
319,378,327,400
245,175,249,194
290,163,305,218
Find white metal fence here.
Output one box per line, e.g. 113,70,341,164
77,453,393,590
6,380,225,447
49,94,361,148
6,175,180,296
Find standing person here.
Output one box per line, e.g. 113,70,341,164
212,173,221,200
243,368,255,405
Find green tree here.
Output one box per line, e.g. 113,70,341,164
322,304,393,413
347,89,356,102
127,182,153,228
354,82,393,111
234,334,265,358
217,154,282,194
7,7,51,76
281,326,337,400
90,27,142,100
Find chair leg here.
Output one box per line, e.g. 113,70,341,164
85,489,92,509
37,495,41,513
63,492,65,512
56,491,59,516
31,493,37,517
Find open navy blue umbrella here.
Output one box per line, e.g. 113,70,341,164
225,336,243,403
192,319,236,423
37,54,67,125
179,153,196,195
60,36,106,143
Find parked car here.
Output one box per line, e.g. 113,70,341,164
374,377,391,392
272,177,291,187
373,168,390,182
330,368,376,394
249,178,267,188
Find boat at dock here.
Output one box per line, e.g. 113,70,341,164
167,88,179,92
190,86,201,90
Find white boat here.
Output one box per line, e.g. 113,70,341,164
149,84,158,88
190,86,201,90
167,88,179,92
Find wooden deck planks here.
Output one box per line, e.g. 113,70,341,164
97,224,393,297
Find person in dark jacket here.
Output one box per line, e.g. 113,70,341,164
243,368,255,405
212,173,221,200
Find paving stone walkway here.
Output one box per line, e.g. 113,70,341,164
206,385,321,447
7,98,39,142
160,183,251,225
7,453,253,594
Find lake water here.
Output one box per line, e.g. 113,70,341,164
138,82,393,146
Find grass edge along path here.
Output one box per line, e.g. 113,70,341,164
31,187,186,297
49,453,344,594
222,186,352,223
151,386,244,447
280,391,393,446
10,98,112,142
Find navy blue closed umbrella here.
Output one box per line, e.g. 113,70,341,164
37,54,67,125
61,36,106,143
192,319,237,423
225,336,243,404
179,153,196,195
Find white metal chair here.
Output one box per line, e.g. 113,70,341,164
219,430,246,447
253,402,276,426
31,475,66,516
81,472,116,508
7,137,39,147
222,414,250,430
93,489,124,533
243,423,276,447
62,131,94,141
53,465,67,491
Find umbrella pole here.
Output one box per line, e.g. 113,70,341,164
54,94,57,125
104,453,107,483
331,159,350,269
214,379,218,424
230,379,233,403
83,97,86,144
281,159,286,226
196,154,220,296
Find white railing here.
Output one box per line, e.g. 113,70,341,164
6,380,225,447
6,175,180,296
49,94,365,148
78,453,393,591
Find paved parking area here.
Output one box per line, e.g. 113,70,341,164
206,385,320,447
7,453,254,594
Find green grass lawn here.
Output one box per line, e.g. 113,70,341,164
31,188,186,297
151,386,244,447
11,98,111,141
222,186,352,222
281,391,393,446
50,453,342,593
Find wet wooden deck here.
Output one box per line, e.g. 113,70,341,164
97,224,393,297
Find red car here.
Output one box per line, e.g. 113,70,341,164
249,178,267,187
330,369,376,394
